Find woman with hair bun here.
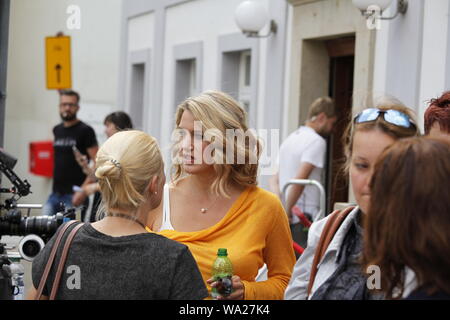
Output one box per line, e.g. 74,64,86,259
29,130,208,300
74,110,134,222
149,90,296,300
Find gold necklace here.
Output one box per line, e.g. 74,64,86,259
200,194,219,214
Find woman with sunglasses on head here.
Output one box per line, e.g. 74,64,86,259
285,102,419,300
148,90,296,300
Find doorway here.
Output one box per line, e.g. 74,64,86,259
325,36,355,212
290,36,355,253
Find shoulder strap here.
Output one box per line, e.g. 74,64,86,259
49,222,84,300
307,206,355,297
35,220,78,300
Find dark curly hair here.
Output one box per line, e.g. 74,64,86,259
424,91,450,134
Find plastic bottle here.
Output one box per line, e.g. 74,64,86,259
211,248,233,299
10,258,25,300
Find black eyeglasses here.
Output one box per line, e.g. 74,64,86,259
60,102,78,108
354,108,416,129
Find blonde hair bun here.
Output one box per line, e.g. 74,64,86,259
95,159,121,180
95,130,164,216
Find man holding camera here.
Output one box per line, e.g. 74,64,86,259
42,90,98,219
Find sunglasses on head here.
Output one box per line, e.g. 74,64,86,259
354,108,416,129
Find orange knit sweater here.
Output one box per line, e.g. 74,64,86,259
154,186,296,300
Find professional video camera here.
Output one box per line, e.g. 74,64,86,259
0,205,76,261
0,148,76,259
0,149,76,299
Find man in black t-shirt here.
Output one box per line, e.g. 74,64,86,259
42,90,98,218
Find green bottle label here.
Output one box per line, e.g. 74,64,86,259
211,249,233,299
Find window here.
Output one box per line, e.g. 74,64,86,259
219,33,257,126
130,63,145,130
238,50,252,112
126,48,150,132
220,50,252,112
173,42,203,110
189,59,197,96
175,58,197,107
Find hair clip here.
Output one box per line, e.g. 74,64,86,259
110,159,121,169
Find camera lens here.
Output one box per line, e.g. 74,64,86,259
22,239,41,258
21,215,62,237
18,235,45,261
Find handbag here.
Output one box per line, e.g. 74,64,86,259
35,220,84,300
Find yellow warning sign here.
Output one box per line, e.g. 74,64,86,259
46,36,72,89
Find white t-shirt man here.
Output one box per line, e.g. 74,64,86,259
278,126,326,221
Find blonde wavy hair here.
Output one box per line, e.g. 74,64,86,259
95,130,164,218
172,90,261,197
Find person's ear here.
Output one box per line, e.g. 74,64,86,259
316,112,327,123
149,176,159,196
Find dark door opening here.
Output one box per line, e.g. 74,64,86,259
326,37,355,212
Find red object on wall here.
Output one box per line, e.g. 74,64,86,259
30,141,54,177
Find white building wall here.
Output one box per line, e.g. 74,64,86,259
282,4,294,141
123,12,154,133
160,0,269,151
119,0,284,189
381,0,425,121
372,5,391,101
256,23,268,133
128,12,155,52
4,0,122,208
373,0,449,133
418,0,449,132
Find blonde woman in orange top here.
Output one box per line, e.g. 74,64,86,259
147,90,296,300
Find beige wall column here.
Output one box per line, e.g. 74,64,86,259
286,0,376,134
